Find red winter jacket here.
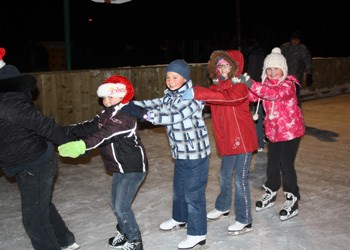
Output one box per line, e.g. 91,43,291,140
193,50,258,155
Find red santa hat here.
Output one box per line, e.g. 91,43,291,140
0,48,6,69
97,75,134,104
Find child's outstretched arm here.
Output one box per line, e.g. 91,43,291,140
58,140,86,158
120,101,148,122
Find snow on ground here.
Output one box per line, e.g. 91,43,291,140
1,93,350,250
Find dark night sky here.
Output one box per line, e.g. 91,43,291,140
1,0,348,71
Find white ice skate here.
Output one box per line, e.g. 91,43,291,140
228,221,253,236
159,218,186,231
207,208,230,220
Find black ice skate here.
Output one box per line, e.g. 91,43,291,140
109,224,127,248
279,192,299,221
119,240,143,250
256,184,277,212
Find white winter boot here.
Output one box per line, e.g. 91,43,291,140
207,208,230,220
228,221,253,236
159,218,186,231
178,235,206,249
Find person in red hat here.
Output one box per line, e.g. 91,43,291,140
58,75,148,250
0,48,5,67
0,47,80,250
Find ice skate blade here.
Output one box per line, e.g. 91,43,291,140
228,228,253,236
207,214,229,221
160,223,186,231
178,239,206,249
255,202,274,212
280,210,298,221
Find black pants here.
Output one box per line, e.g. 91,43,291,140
296,84,302,108
265,137,301,200
16,142,76,250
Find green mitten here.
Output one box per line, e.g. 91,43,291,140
58,140,86,158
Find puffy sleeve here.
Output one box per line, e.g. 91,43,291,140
193,84,249,106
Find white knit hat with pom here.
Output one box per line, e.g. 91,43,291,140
261,47,288,83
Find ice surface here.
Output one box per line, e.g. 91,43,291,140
1,94,349,250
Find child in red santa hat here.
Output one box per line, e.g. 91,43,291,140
59,75,148,250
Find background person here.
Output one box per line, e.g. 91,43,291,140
244,39,266,151
281,30,313,107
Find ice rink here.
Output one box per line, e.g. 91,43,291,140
1,93,349,250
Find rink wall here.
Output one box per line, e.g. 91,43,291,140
31,57,350,125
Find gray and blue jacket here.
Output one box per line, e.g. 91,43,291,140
134,80,211,160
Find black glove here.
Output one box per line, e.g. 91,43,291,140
306,74,313,87
121,102,148,122
64,125,79,141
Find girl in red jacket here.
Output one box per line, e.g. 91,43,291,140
183,50,258,235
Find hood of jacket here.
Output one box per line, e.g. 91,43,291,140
0,74,37,93
208,50,244,80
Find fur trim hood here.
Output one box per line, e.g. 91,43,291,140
208,50,244,80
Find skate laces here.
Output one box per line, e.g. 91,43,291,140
281,194,296,210
281,199,294,210
261,192,272,202
281,192,297,211
112,232,126,244
123,242,134,250
123,241,139,250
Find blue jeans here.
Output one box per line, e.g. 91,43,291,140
214,153,253,225
15,142,75,250
172,156,209,236
110,171,146,241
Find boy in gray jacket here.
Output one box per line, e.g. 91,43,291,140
133,59,211,249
